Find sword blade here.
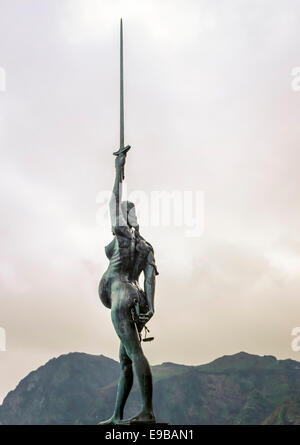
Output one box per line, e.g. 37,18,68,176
120,18,124,149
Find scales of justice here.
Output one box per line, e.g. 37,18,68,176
98,20,159,425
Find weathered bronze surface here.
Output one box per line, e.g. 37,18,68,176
98,19,158,425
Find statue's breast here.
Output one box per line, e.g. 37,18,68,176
105,232,136,275
105,232,133,261
105,238,116,259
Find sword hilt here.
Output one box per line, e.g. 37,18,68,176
113,145,131,156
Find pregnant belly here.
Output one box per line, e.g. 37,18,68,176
98,272,113,309
99,270,144,314
99,267,132,309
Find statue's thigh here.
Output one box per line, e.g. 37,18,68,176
111,279,138,310
111,281,141,356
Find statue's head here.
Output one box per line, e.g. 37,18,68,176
121,200,139,230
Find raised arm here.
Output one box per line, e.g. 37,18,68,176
109,151,128,233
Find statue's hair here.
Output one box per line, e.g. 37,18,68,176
121,200,135,215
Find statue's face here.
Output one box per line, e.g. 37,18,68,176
127,204,138,228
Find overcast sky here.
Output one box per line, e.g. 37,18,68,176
1,0,300,403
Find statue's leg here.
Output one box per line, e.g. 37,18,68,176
113,343,133,420
110,284,155,423
98,344,133,425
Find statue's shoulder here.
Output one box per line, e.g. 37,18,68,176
136,235,158,275
113,225,133,243
136,235,153,254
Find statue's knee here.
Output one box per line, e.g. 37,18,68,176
121,361,132,376
131,348,145,363
120,350,132,370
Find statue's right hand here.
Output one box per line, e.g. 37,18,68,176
114,146,130,178
115,153,126,169
115,154,126,179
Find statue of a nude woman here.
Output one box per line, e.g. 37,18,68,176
98,147,158,425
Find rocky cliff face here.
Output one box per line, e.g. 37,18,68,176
0,351,299,425
262,396,300,425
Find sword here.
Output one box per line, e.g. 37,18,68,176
113,18,131,157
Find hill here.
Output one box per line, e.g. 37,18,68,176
0,351,299,425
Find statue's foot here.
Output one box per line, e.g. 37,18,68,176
128,410,156,424
98,415,129,425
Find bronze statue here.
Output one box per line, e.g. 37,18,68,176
98,19,158,425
